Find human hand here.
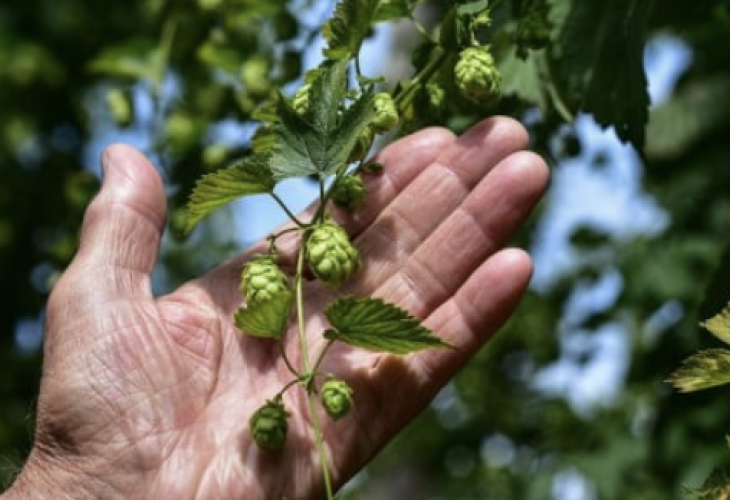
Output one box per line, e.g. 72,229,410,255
4,116,548,500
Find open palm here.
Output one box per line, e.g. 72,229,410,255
19,117,547,500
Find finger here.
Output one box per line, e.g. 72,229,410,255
48,144,166,320
351,116,534,295
416,248,534,385
340,249,534,468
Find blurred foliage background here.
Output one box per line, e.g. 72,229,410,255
2,0,730,498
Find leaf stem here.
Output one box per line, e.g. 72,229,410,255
271,192,306,227
308,390,334,499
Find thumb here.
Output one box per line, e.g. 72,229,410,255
51,144,166,312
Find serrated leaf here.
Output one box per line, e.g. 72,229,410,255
184,154,275,233
668,349,730,393
323,296,451,354
269,61,376,180
703,302,730,347
234,291,294,340
323,0,378,60
549,0,651,149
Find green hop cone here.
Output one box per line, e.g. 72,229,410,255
454,46,501,102
331,175,367,211
241,255,290,303
292,83,311,116
249,398,290,451
321,379,354,420
372,92,399,133
306,221,362,287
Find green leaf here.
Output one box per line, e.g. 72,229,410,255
549,0,651,148
322,0,379,60
668,348,730,393
234,291,294,340
374,0,411,22
498,50,547,110
323,296,451,354
703,302,730,347
457,0,489,16
88,37,164,82
184,154,275,233
269,61,376,180
645,76,730,161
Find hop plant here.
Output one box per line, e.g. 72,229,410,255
249,398,290,451
321,379,354,420
372,92,399,132
332,175,367,211
454,46,500,102
306,221,362,287
241,255,290,303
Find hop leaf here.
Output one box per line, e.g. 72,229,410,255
454,46,501,102
249,398,290,451
241,255,290,303
324,296,452,354
320,378,354,420
332,175,367,211
668,349,730,393
306,221,362,287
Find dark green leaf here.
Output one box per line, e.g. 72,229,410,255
549,0,652,148
668,349,730,393
184,154,275,233
234,291,294,340
322,0,379,60
269,61,376,180
324,296,451,354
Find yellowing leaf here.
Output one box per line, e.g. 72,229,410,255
668,349,730,393
703,302,730,347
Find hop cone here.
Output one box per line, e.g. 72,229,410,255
249,399,290,451
321,379,354,420
372,92,399,132
454,46,500,102
306,221,362,287
332,175,367,211
241,255,289,303
292,83,311,115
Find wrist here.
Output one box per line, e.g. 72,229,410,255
1,450,110,500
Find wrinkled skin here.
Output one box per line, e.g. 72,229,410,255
4,117,548,500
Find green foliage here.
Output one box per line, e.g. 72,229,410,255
4,0,730,497
234,290,294,340
184,154,275,233
324,296,451,354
